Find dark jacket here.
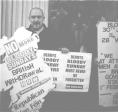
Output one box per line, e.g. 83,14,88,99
27,24,52,50
27,20,82,52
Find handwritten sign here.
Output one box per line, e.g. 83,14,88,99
37,50,92,92
98,22,118,107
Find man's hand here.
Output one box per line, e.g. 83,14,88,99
60,47,69,54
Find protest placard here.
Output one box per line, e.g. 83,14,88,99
37,50,92,92
98,22,118,107
1,27,54,112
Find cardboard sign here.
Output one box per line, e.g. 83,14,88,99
1,27,54,112
37,50,92,92
98,22,118,107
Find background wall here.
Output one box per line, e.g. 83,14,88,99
0,0,49,38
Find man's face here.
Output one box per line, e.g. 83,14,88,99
29,9,44,31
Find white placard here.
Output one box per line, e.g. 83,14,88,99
37,50,92,92
1,27,54,112
98,22,118,107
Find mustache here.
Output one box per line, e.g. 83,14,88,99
33,22,41,25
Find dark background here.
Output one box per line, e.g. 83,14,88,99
40,1,118,112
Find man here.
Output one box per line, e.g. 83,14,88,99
27,7,48,50
27,7,85,52
27,7,69,51
27,7,96,112
27,7,63,51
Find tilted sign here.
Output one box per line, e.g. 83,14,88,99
0,27,54,112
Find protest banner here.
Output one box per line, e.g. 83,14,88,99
37,50,92,92
98,22,118,107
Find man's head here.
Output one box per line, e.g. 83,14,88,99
29,7,45,31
